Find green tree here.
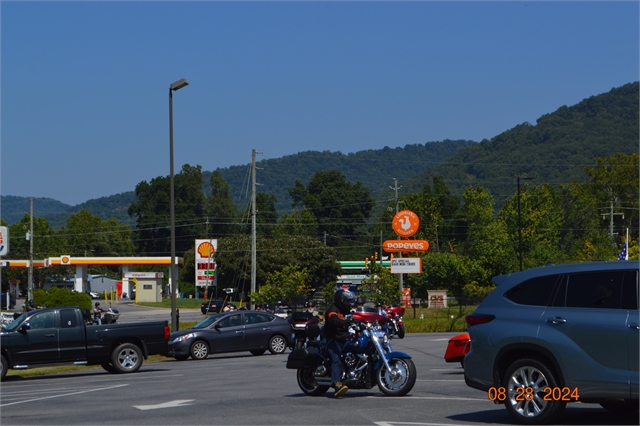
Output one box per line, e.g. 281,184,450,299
360,258,401,305
129,164,206,256
288,170,374,246
213,235,340,297
274,207,318,238
251,265,311,304
205,171,240,238
461,186,513,276
499,184,564,270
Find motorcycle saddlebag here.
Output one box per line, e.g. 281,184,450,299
286,347,321,369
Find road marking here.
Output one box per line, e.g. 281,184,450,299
0,384,128,407
376,422,471,426
416,379,465,382
430,338,451,341
134,399,195,410
366,396,484,401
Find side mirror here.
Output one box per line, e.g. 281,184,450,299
20,322,31,333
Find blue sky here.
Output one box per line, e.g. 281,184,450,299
1,1,638,206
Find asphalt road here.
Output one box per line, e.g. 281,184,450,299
1,327,636,425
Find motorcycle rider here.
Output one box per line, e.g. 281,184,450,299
93,302,105,325
324,289,356,398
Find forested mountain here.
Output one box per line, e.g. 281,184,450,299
1,82,637,228
399,82,639,205
205,139,477,213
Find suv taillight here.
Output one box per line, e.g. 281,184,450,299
164,325,170,339
465,313,495,326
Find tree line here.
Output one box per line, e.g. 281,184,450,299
1,152,637,306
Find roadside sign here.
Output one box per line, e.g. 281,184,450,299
392,210,420,237
0,226,9,256
390,257,422,274
383,239,429,253
195,239,217,287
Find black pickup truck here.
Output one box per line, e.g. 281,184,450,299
0,306,169,380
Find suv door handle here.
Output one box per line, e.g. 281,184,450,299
235,330,244,334
546,317,567,325
629,323,639,330
44,333,56,337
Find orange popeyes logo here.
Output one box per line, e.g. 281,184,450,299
197,241,215,258
392,210,420,237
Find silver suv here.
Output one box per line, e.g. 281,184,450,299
464,261,639,424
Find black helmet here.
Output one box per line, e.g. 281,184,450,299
333,289,356,314
28,300,35,307
307,300,316,308
355,297,365,305
95,302,100,307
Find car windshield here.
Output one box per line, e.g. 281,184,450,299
191,313,225,329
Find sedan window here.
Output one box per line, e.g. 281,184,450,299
218,314,242,328
245,313,271,325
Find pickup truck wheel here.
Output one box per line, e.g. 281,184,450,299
111,343,143,374
268,335,287,354
1,354,7,381
190,341,209,360
101,362,118,374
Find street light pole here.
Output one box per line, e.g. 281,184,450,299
169,78,189,332
517,176,532,271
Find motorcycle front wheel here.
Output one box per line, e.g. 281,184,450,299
296,368,330,396
397,324,405,339
376,357,416,396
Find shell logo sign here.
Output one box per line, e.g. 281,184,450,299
197,241,215,258
61,255,71,265
392,210,420,237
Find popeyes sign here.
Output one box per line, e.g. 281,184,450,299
383,209,430,254
383,239,429,253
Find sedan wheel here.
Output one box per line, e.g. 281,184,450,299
268,335,287,354
190,340,209,360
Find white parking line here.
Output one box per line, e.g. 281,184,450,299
0,384,128,407
375,421,473,426
366,396,484,401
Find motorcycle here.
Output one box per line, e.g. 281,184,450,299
287,311,320,349
102,307,120,324
286,311,416,397
385,306,406,339
83,307,120,325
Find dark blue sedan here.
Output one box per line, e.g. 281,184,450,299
168,311,291,360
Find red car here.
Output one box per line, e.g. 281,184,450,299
444,332,470,366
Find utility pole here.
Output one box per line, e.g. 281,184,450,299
250,149,257,309
601,198,623,238
28,198,34,302
205,216,209,300
390,179,403,296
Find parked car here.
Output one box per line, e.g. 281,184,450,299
86,291,100,300
168,311,291,361
201,299,226,314
444,332,470,367
1,293,16,310
464,261,639,424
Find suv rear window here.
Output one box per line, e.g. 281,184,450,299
504,274,560,306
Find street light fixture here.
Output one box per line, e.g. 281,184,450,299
169,78,189,332
517,175,532,271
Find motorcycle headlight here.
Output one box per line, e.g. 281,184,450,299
172,333,194,343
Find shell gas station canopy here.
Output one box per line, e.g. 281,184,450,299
3,256,184,295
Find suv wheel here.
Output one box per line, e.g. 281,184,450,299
503,358,566,425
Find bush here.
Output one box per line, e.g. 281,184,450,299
34,287,92,311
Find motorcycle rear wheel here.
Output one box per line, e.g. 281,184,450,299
377,357,416,396
296,368,330,396
397,324,405,339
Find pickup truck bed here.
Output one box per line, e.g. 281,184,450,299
1,306,169,380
